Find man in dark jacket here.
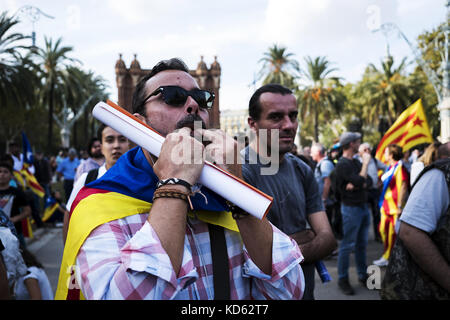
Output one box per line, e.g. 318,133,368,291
334,132,372,295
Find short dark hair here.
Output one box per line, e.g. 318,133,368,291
97,123,108,142
248,84,293,120
387,144,403,161
131,58,190,116
0,154,13,173
87,137,101,157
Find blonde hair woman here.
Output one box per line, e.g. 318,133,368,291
410,142,441,186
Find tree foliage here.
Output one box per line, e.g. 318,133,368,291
0,11,109,155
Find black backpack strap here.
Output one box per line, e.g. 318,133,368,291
208,224,230,300
411,158,450,191
85,168,99,185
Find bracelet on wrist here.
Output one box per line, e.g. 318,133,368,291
156,178,192,191
153,188,193,210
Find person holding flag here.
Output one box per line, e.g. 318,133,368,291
373,144,409,267
20,133,45,229
41,191,67,227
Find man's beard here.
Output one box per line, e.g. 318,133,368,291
92,151,103,159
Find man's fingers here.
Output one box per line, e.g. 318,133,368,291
194,128,224,143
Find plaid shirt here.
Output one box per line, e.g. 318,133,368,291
76,213,305,300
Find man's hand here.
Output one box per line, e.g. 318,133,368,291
153,127,205,185
196,128,242,179
361,152,371,165
345,182,355,191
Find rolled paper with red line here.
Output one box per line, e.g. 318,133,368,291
92,100,273,220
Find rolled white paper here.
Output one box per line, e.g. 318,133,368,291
92,101,273,220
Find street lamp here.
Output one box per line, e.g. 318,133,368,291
13,5,54,47
373,1,450,142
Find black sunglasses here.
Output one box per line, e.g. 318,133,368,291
143,85,215,110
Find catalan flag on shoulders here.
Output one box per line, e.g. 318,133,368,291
20,132,45,198
42,195,60,222
375,99,433,163
55,147,237,300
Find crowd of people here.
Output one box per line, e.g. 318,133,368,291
1,57,449,300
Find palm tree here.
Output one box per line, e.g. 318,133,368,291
0,11,35,108
363,55,414,126
58,66,109,148
298,56,345,141
257,44,301,89
34,37,79,152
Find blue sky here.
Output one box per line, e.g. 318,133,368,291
1,0,446,110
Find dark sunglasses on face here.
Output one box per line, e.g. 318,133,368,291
143,85,215,110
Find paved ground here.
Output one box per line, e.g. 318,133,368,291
314,229,385,300
26,223,386,300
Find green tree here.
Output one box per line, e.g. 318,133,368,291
0,11,36,109
297,56,346,142
0,11,40,150
363,55,414,127
62,66,109,148
257,44,300,89
411,21,447,137
34,37,79,153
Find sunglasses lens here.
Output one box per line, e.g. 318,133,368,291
163,87,187,106
161,86,214,109
192,90,214,109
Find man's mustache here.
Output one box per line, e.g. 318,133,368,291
175,114,206,131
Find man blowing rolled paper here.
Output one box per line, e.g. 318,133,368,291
55,58,304,300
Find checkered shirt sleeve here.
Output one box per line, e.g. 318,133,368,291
75,213,305,300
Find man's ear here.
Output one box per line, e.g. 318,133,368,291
247,117,258,131
134,113,146,123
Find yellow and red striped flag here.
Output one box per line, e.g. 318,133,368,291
20,132,45,198
20,164,45,198
21,217,33,238
375,99,433,163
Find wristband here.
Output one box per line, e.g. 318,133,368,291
153,188,193,210
156,178,192,191
226,201,250,220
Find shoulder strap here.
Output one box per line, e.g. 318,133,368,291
85,168,99,186
208,224,230,300
412,158,450,191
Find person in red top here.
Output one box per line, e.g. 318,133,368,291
374,144,409,267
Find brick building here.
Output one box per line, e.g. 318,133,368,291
115,54,222,128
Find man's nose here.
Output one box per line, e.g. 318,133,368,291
112,139,120,148
183,96,200,114
281,115,297,131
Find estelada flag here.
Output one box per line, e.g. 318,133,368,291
375,99,433,163
42,195,60,222
20,167,45,198
55,147,238,300
20,132,45,198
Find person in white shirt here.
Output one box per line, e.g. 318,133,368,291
14,248,53,300
63,124,129,242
